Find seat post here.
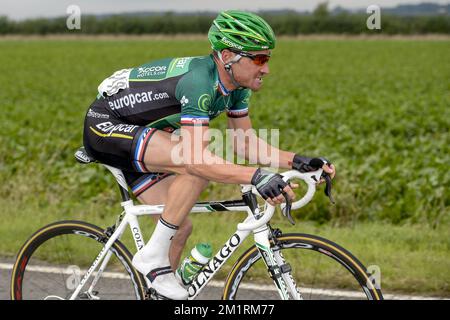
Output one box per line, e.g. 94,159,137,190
118,184,131,202
103,164,132,203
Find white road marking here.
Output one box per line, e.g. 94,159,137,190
1,263,129,279
1,263,446,300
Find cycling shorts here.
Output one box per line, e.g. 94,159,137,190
83,102,173,197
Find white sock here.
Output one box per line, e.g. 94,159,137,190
132,217,188,300
138,217,178,269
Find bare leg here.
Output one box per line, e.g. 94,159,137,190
161,174,209,226
141,130,210,225
137,175,195,269
132,130,209,299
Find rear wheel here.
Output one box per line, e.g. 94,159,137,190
223,232,383,300
11,220,147,300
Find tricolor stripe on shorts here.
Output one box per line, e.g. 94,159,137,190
133,127,157,172
180,115,209,126
131,173,172,196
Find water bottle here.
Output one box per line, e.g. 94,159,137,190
176,243,212,286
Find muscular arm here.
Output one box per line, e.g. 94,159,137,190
227,116,295,169
180,125,257,184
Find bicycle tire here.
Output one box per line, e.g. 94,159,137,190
222,233,383,300
10,220,147,300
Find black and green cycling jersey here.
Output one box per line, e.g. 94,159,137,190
95,54,251,131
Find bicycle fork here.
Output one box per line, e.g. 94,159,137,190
68,216,130,300
253,226,303,300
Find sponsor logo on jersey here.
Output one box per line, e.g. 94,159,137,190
95,121,139,135
137,65,167,78
108,91,170,110
197,94,212,112
180,96,189,107
175,58,189,69
87,108,110,119
242,90,251,105
208,110,221,117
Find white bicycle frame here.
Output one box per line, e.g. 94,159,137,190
69,167,323,300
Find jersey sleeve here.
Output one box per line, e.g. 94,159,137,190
175,69,213,127
227,89,251,118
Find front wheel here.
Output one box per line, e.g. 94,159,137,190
10,220,147,300
223,233,383,300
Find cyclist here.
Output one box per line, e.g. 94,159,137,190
82,10,335,300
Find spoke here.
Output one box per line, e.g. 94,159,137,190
226,235,372,300
15,227,141,300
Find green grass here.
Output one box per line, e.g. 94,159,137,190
190,213,450,297
1,196,448,296
0,38,449,296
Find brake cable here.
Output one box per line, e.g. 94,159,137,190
281,172,335,225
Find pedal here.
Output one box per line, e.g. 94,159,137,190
146,288,173,300
79,291,100,300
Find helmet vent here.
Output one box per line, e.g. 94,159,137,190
208,11,276,51
235,35,247,45
234,24,246,32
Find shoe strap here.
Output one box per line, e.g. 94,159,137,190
146,266,173,282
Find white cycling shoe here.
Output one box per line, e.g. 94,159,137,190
132,250,188,300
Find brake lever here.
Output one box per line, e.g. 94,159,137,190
322,173,335,204
281,191,295,225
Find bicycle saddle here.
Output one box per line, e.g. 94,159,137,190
74,146,96,164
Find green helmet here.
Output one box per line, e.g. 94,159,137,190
208,10,276,52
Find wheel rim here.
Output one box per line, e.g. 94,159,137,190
224,234,382,300
11,222,145,300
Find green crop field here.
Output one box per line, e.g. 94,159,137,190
0,37,449,297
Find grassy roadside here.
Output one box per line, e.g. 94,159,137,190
171,212,450,297
1,34,449,40
1,190,448,297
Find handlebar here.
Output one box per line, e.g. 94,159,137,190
237,169,325,231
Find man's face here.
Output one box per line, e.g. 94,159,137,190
224,49,271,91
